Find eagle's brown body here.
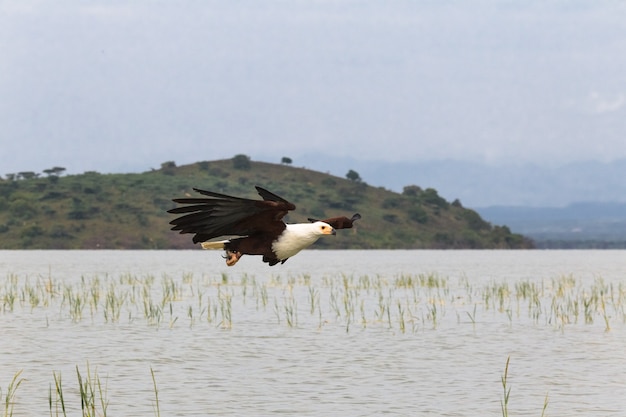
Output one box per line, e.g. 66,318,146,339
168,186,360,266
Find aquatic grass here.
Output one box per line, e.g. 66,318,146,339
342,289,357,323
76,363,109,417
47,366,159,417
103,283,126,323
374,290,388,323
22,277,46,311
150,367,161,417
1,370,24,417
4,359,553,416
161,275,182,304
2,268,621,415
260,282,269,309
187,304,195,327
273,297,281,324
283,296,297,328
426,298,439,329
240,274,250,303
205,295,216,325
1,274,18,313
217,286,233,329
359,298,367,328
307,284,319,314
397,301,406,333
1,271,625,333
600,294,610,332
541,393,549,417
182,272,194,285
328,285,342,319
499,356,550,417
50,371,67,417
168,302,178,328
63,284,86,322
466,303,477,325
500,356,511,417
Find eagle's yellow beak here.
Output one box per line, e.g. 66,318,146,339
320,224,336,235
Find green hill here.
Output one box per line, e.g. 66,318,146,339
0,157,533,250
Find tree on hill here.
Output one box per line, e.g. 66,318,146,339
402,185,422,197
346,169,362,182
421,188,449,208
51,167,66,176
43,167,66,177
232,154,251,170
160,161,177,176
18,171,38,180
281,157,293,165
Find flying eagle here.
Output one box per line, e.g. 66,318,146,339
168,186,361,266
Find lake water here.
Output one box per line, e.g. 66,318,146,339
1,250,625,416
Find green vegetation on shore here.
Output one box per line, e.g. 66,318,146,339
0,157,533,249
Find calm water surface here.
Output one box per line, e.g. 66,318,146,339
1,250,625,416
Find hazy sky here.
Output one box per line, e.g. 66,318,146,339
2,1,625,176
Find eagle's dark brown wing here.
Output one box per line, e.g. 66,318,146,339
168,186,296,243
307,213,361,229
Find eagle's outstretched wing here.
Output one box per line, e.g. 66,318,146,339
168,186,296,243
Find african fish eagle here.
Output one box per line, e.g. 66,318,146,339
168,186,361,266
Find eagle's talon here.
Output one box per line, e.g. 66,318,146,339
225,250,241,266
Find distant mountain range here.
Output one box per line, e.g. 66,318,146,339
295,155,626,208
293,155,626,246
475,202,626,247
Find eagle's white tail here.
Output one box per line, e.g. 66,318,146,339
200,240,228,250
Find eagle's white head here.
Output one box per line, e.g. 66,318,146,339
311,221,336,236
272,221,335,260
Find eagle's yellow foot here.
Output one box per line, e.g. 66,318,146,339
224,250,241,266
